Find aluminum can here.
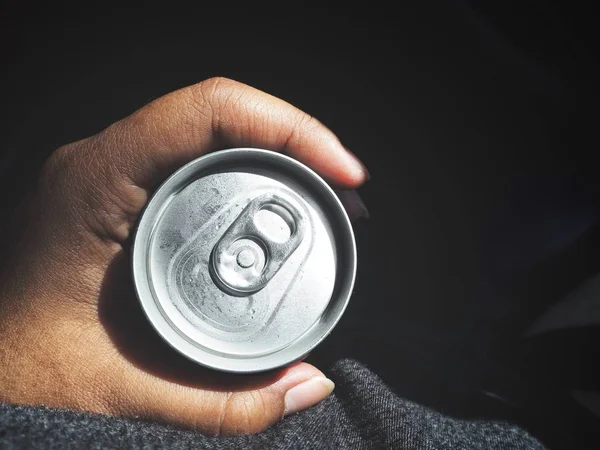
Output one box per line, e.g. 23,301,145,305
132,148,356,373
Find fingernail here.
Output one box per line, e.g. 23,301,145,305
336,190,370,220
284,376,335,416
343,146,371,181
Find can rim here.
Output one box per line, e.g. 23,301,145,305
132,148,356,373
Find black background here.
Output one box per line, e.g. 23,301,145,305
1,1,599,448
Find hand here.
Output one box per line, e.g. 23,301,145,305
0,78,369,435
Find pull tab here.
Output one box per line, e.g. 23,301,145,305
211,192,307,296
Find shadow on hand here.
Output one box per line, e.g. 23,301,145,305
97,248,283,393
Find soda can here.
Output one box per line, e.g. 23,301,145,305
132,148,356,373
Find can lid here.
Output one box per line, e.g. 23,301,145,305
132,148,356,373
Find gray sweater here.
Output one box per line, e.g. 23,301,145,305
0,360,545,450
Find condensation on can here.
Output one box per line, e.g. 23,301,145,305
132,148,356,373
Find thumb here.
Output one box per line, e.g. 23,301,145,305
117,361,334,436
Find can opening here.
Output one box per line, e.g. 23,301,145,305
253,203,295,243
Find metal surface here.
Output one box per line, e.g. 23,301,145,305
132,148,356,373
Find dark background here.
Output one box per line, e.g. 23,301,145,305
1,1,599,448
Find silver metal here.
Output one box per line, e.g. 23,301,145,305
132,148,356,373
212,191,307,295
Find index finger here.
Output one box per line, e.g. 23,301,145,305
100,77,368,190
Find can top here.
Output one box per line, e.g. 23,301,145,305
132,148,356,373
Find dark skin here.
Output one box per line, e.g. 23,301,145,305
0,78,369,436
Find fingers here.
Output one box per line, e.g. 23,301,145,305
38,78,369,245
336,190,370,220
119,361,334,436
100,77,368,190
